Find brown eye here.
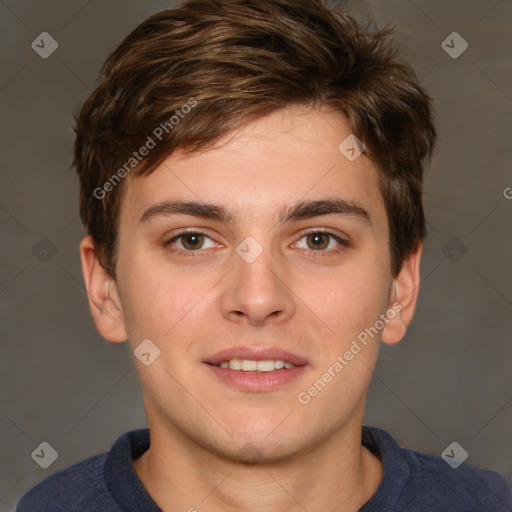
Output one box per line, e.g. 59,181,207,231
294,230,349,256
180,233,205,250
163,231,216,255
305,232,330,250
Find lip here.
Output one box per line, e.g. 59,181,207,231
204,346,309,367
206,364,307,392
203,346,309,392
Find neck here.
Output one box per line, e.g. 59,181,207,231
134,405,382,512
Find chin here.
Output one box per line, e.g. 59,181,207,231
222,438,302,465
218,424,308,464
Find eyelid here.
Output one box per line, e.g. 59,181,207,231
163,227,350,259
292,228,350,250
163,228,217,246
295,227,349,240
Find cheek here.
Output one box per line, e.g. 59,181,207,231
297,268,389,411
304,263,391,340
117,252,219,343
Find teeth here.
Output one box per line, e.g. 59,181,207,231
220,359,295,371
242,359,258,371
228,359,242,370
257,360,275,372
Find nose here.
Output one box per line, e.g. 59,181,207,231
219,240,296,327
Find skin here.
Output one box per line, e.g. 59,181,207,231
80,104,422,512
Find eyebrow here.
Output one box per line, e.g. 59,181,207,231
139,198,371,226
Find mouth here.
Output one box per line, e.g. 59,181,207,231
211,358,297,372
205,346,308,369
204,347,308,391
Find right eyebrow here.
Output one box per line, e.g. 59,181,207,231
139,200,235,224
138,198,371,226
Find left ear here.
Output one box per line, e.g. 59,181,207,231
381,243,422,345
79,235,128,343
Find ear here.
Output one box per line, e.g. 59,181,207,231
79,235,128,343
381,243,422,345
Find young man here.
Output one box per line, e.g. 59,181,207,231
16,0,512,510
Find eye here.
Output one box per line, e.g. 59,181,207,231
163,229,349,259
294,230,349,254
163,230,217,255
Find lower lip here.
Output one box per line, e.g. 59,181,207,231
205,364,307,392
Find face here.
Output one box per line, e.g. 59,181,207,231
82,105,419,462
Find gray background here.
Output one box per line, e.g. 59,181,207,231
1,0,511,510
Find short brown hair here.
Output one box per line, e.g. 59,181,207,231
73,0,435,278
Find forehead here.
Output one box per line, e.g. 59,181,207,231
119,105,386,229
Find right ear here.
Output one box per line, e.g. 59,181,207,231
79,235,128,342
381,243,422,345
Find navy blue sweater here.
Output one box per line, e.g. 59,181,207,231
16,426,512,511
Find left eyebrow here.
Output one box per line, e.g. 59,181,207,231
278,198,371,225
138,198,371,226
139,200,236,224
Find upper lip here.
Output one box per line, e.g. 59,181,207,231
204,347,308,366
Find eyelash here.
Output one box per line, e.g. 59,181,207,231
163,229,349,259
